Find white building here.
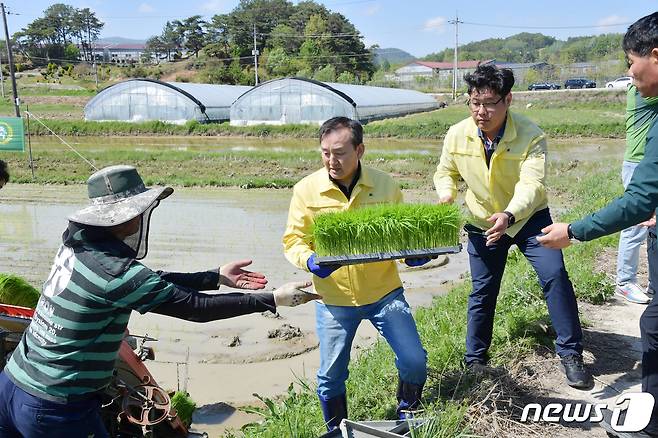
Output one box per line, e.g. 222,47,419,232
395,60,492,86
90,43,146,64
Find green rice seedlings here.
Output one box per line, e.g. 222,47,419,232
311,203,462,256
171,391,197,428
0,274,40,308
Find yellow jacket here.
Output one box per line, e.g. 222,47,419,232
282,165,403,306
434,112,548,236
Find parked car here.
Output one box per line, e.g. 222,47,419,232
605,76,633,89
528,82,561,91
564,78,597,89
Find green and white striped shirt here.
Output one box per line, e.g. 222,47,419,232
5,225,175,402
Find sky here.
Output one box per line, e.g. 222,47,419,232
4,0,658,58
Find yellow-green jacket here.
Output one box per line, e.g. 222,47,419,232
282,165,403,306
434,112,548,236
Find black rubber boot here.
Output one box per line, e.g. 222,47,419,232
319,393,348,431
396,378,424,420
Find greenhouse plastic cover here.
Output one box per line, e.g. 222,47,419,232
230,77,439,125
84,79,251,123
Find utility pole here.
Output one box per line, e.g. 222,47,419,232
252,23,259,85
448,12,462,101
1,3,19,117
0,53,5,98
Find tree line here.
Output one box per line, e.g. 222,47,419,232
14,3,104,63
11,2,626,87
12,0,376,85
424,32,625,65
143,0,375,84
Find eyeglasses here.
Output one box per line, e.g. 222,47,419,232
466,95,505,112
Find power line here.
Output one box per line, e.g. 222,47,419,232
257,31,363,38
22,49,374,65
11,0,376,21
460,20,632,30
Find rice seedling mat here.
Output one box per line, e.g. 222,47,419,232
312,203,462,267
315,244,462,267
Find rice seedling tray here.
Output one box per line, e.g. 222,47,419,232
315,244,462,266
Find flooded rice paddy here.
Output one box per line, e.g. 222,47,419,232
0,135,624,431
25,134,624,161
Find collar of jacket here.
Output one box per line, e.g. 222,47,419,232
318,162,375,195
62,221,137,275
465,112,518,148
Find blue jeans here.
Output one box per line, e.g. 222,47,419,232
617,161,649,285
0,372,108,438
315,288,427,400
465,208,583,363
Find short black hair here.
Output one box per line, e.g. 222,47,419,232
464,64,515,97
623,12,658,56
319,117,363,148
0,160,8,183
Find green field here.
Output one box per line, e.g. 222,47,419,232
0,82,629,139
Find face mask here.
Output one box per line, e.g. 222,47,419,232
122,201,159,260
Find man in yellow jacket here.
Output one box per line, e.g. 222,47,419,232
283,116,428,430
434,64,591,388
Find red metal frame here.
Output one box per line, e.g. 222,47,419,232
1,303,188,436
0,304,34,319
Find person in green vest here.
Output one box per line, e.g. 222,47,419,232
538,12,658,436
616,84,658,304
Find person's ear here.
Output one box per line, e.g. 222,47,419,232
651,47,658,64
356,143,365,159
505,92,513,106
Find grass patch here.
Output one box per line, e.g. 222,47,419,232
0,147,438,190
365,105,625,139
312,203,462,256
6,99,625,139
170,391,196,428
24,119,321,138
0,274,40,308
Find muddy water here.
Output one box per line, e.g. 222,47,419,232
28,135,442,156
0,183,469,434
28,135,624,160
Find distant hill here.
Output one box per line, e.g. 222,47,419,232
373,47,415,66
96,36,147,45
423,32,624,64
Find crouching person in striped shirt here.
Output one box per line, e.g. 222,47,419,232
0,164,320,438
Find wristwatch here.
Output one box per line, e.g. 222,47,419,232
503,211,515,226
567,224,576,240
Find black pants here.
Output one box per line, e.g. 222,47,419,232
464,208,583,363
643,227,658,434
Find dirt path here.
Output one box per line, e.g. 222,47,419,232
508,297,644,438
494,246,650,438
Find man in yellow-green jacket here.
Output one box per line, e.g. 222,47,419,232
434,64,590,388
283,117,428,431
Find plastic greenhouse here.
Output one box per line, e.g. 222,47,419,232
230,77,440,126
84,79,252,123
